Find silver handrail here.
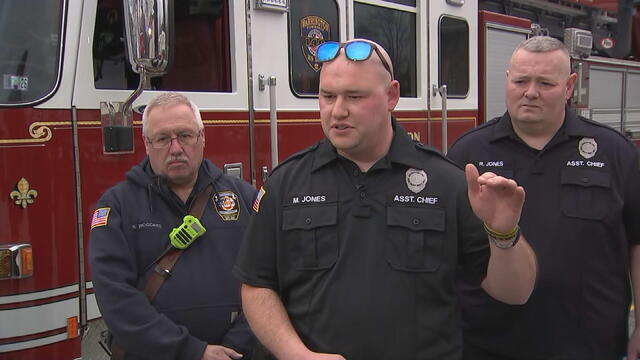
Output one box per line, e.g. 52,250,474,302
268,76,279,168
433,84,448,154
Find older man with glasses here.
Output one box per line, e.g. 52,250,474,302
90,92,257,360
234,39,537,360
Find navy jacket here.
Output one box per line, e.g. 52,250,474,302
90,158,257,360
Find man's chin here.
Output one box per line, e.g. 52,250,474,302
514,113,542,123
330,137,356,150
167,172,195,186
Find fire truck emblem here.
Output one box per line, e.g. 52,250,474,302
578,137,597,159
9,177,38,208
213,191,240,221
406,168,427,194
300,15,330,72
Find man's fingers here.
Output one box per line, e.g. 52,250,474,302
484,176,517,189
223,347,243,359
517,185,525,201
465,163,480,195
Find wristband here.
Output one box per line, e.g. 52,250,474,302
484,223,520,249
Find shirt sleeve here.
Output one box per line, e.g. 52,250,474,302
623,146,640,245
446,139,489,282
89,192,206,360
446,139,468,169
233,181,280,290
455,179,490,285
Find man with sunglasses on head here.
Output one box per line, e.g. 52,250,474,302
90,92,256,360
234,39,537,360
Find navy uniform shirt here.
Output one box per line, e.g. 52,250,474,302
234,119,489,360
448,109,640,360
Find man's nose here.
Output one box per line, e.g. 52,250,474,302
332,96,348,119
524,83,539,98
168,137,184,154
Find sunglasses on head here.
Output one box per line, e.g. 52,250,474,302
316,41,394,79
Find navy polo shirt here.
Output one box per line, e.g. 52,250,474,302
448,109,640,360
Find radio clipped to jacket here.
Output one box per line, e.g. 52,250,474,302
169,215,206,249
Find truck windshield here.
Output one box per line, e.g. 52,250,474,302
0,1,64,106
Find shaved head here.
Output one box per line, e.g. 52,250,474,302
348,38,395,80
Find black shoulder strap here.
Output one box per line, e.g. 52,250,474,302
143,184,213,301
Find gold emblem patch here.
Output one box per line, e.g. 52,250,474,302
213,191,240,221
300,16,330,72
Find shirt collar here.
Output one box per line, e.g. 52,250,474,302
311,138,339,172
490,112,516,142
562,109,598,137
491,107,597,144
311,117,427,172
387,118,430,169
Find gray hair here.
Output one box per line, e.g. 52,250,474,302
511,36,572,75
515,36,569,57
142,92,203,136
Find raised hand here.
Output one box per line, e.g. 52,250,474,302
465,164,525,233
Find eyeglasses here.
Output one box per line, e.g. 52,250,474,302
146,131,201,149
316,41,394,79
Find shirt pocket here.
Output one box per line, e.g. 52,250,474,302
560,168,612,220
282,204,338,270
385,206,445,272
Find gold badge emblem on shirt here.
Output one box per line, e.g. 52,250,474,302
213,191,240,221
406,168,427,194
578,137,597,159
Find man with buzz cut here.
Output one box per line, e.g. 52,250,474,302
448,35,640,360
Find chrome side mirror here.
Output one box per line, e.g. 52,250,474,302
123,0,173,76
100,0,173,154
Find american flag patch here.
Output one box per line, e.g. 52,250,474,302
252,187,266,213
91,207,111,229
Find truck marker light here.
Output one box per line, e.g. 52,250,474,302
19,246,33,277
67,316,79,338
0,249,11,279
0,244,33,279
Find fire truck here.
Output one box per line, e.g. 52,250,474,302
1,0,638,359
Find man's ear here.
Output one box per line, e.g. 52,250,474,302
565,72,578,100
387,80,400,111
